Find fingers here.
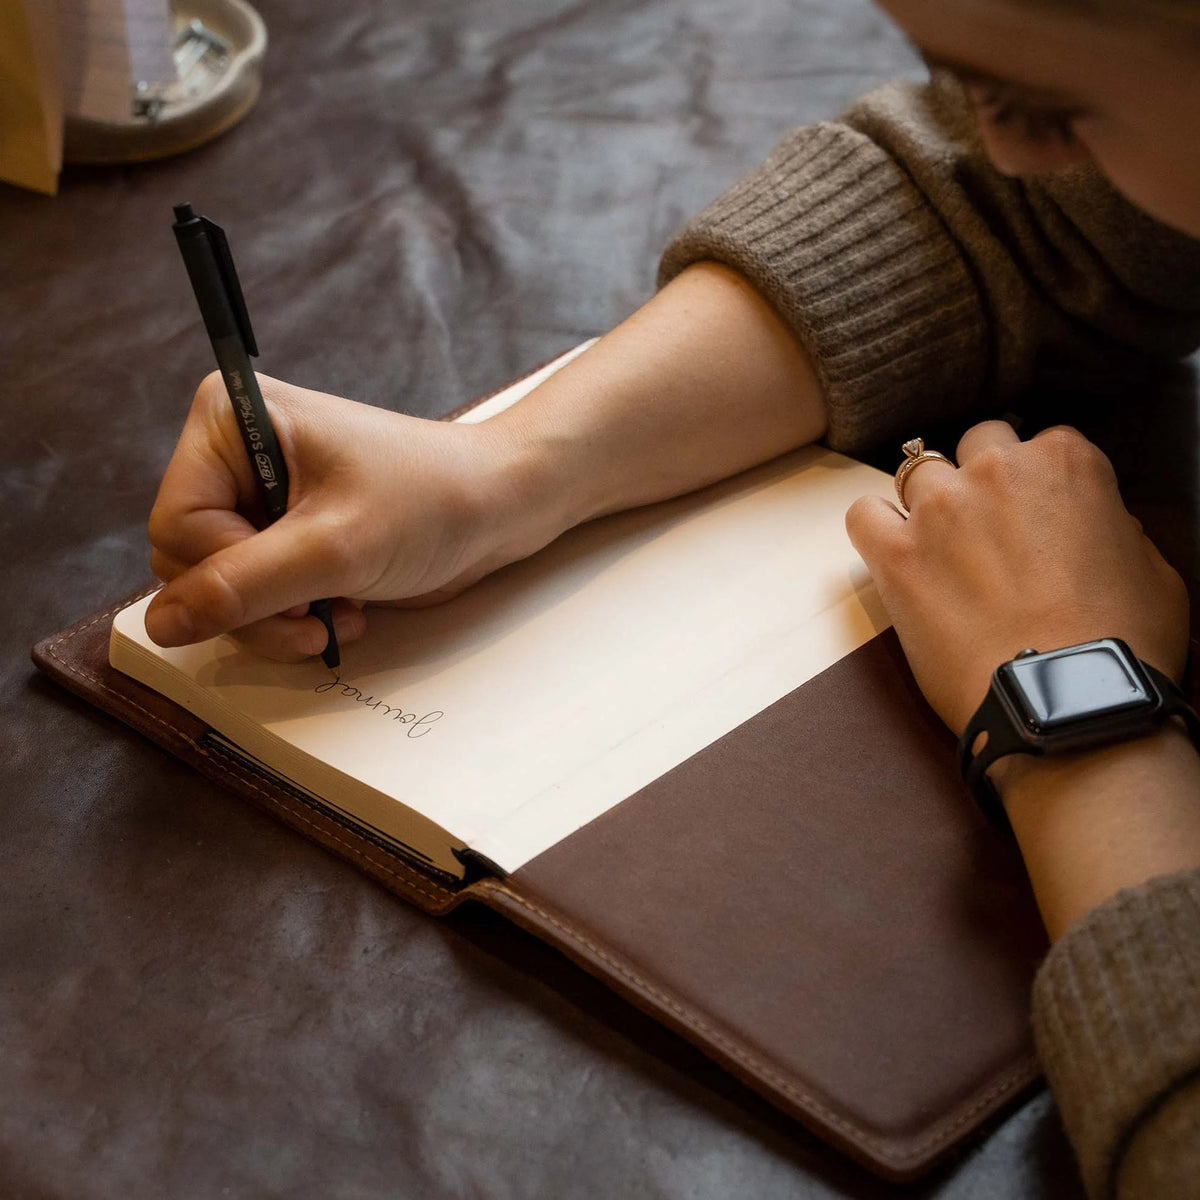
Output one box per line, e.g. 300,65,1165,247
955,419,1019,464
148,375,264,579
957,421,1116,492
226,599,368,662
149,507,259,583
895,441,957,513
845,493,907,572
1030,424,1120,491
888,423,1016,522
150,548,191,584
145,512,358,646
147,375,361,648
155,372,261,516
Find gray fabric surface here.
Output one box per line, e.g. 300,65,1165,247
3,1,1195,1195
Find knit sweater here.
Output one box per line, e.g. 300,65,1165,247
661,78,1200,1198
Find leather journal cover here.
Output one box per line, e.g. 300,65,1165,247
31,343,1052,1179
34,593,1047,1182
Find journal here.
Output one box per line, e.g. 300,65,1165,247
37,344,1046,1181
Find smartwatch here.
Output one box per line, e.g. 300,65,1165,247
958,638,1200,827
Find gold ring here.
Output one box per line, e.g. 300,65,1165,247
894,438,953,514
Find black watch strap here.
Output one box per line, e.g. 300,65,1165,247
959,655,1200,829
1147,661,1200,743
958,687,1029,827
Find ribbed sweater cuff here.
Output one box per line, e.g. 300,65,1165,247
1032,869,1200,1199
658,122,986,456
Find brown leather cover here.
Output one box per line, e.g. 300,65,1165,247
33,592,1046,1181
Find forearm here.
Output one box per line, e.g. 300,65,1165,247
489,261,826,538
995,726,1200,941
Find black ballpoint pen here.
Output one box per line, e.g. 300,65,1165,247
171,202,340,674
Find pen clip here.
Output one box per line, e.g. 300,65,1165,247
201,215,259,357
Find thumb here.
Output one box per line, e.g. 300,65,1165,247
144,514,350,646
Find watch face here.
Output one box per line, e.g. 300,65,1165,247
999,640,1156,734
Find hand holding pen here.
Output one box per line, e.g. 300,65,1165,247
163,204,341,672
141,257,553,662
143,236,838,663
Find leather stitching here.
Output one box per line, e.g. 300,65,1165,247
484,882,1037,1165
40,596,1035,1168
41,596,454,909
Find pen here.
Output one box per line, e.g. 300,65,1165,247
170,202,340,674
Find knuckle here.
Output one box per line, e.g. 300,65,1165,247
190,560,249,632
146,502,178,553
969,444,1014,488
1039,426,1104,472
1038,423,1084,443
149,548,179,582
146,503,168,550
297,512,357,577
955,420,1010,461
146,507,190,566
1038,426,1082,457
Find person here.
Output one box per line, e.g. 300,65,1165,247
143,0,1200,1193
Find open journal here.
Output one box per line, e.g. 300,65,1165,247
110,344,895,881
40,342,1047,1179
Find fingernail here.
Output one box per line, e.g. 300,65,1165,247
145,602,196,646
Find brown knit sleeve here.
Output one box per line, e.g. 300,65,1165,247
659,76,1200,455
1032,869,1200,1199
